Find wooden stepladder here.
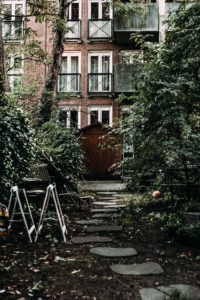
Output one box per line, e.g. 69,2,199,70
35,184,67,242
8,186,36,243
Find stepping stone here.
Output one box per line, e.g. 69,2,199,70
71,236,112,244
93,201,118,206
110,262,164,275
90,247,137,257
98,197,118,200
105,205,127,209
90,208,118,213
86,225,123,233
139,284,200,300
92,213,122,218
75,219,104,225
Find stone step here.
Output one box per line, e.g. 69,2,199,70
90,247,137,257
110,262,164,276
86,225,123,233
71,236,112,244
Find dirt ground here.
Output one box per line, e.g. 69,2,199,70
0,198,200,300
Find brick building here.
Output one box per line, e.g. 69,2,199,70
2,0,181,178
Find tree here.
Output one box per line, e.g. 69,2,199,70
122,3,200,193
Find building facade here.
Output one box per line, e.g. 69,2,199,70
2,0,182,178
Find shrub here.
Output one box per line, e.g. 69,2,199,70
0,104,35,200
37,121,84,189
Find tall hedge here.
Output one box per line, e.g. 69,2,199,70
0,104,35,199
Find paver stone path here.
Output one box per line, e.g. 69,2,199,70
75,219,104,225
90,247,137,257
110,262,164,275
139,284,200,300
86,225,123,233
92,213,122,218
90,208,118,213
71,236,112,244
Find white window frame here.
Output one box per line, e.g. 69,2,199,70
7,54,23,93
89,0,113,19
88,106,113,126
88,51,112,93
60,106,81,129
58,51,81,93
2,0,25,40
68,0,81,19
89,51,112,72
119,50,143,64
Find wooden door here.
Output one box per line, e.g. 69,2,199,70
81,124,120,178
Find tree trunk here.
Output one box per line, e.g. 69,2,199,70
37,0,69,125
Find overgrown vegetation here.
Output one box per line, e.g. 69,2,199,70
121,3,200,196
36,121,84,189
0,103,35,200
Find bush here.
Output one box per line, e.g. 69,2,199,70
37,121,84,189
0,104,35,200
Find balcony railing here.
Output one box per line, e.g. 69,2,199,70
2,20,24,41
65,20,81,39
88,19,112,39
114,63,142,93
88,73,112,95
58,73,80,94
114,4,158,32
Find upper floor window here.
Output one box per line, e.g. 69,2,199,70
119,50,143,64
89,0,112,20
88,0,112,39
58,52,81,95
2,0,24,41
65,0,81,39
88,51,112,95
88,106,112,126
6,55,23,93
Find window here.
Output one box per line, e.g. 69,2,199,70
59,107,81,130
88,52,112,94
65,0,81,39
88,106,112,126
89,0,112,20
58,52,81,94
119,50,143,64
88,0,112,39
6,55,23,93
2,0,24,40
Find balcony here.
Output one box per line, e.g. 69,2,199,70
114,4,159,44
58,73,81,95
88,73,113,97
2,20,24,41
88,19,112,40
114,63,141,94
65,20,81,40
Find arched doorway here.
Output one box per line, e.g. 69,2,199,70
80,123,121,179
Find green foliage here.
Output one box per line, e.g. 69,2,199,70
121,3,200,188
37,121,84,187
0,103,35,199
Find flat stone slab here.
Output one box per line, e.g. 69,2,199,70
86,225,123,233
93,201,118,206
90,247,137,257
110,262,164,275
105,205,127,209
75,219,104,225
71,236,112,244
139,284,200,300
90,208,118,213
92,213,122,218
